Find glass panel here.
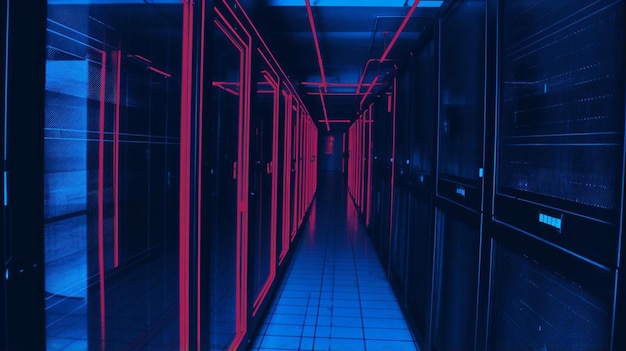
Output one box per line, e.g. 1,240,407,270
410,37,436,177
207,20,243,350
406,195,432,341
491,245,612,350
438,0,485,182
44,2,182,349
498,0,624,210
432,209,479,350
249,60,277,312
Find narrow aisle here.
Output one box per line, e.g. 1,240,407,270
250,174,417,351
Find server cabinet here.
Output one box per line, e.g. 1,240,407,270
488,223,614,350
279,90,294,263
489,1,625,349
404,190,434,349
368,99,394,263
407,31,437,191
431,204,481,351
430,2,486,350
437,0,486,210
248,55,279,321
494,0,625,267
207,6,251,349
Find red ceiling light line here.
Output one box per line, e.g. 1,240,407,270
302,82,378,87
317,119,351,123
354,58,396,94
381,0,420,62
305,0,327,92
318,87,331,132
305,0,331,131
360,76,379,108
307,92,369,96
359,0,420,106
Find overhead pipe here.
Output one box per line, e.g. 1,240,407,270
359,0,420,105
305,0,328,92
305,0,331,131
355,58,396,94
319,86,331,131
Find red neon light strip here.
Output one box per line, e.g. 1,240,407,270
307,92,369,96
257,48,279,79
304,0,327,92
387,74,397,276
213,81,239,95
366,105,373,226
292,107,298,239
147,66,172,78
342,133,346,174
360,76,379,109
355,59,377,94
127,54,152,63
319,87,331,132
253,78,279,316
302,81,378,87
114,49,121,268
381,0,420,61
197,0,206,348
212,81,239,88
98,49,107,350
179,1,193,349
280,91,292,264
317,119,351,123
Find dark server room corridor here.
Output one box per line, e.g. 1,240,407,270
3,0,626,350
249,174,415,351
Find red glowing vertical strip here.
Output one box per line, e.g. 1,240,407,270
113,49,121,269
366,105,373,227
179,1,193,349
252,75,278,316
97,49,107,349
280,91,291,264
196,0,206,348
388,75,397,275
342,133,346,174
360,117,364,209
360,76,379,109
291,103,298,240
380,0,420,62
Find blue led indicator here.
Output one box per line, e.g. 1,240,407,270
4,172,7,206
455,186,466,198
539,212,563,231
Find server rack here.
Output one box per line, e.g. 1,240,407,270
487,0,626,350
431,1,487,350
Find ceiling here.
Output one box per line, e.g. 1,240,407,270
252,0,447,133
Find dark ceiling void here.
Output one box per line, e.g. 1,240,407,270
252,0,445,132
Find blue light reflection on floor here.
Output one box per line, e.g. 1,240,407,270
250,174,418,351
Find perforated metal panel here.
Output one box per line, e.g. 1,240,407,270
491,245,612,350
498,0,625,211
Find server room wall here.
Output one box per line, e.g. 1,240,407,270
347,1,626,351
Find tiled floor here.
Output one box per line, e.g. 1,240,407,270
250,174,418,351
